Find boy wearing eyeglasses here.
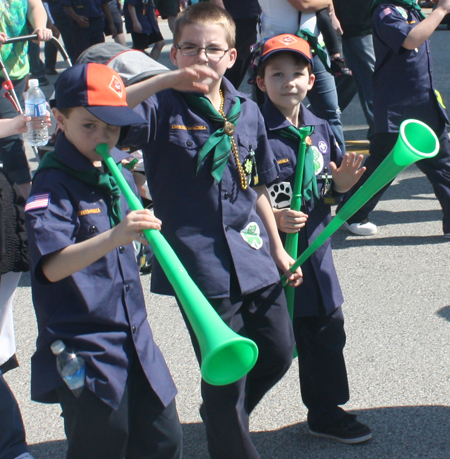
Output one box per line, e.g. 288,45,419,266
124,3,302,458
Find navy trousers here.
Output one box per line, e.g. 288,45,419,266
0,369,29,459
56,356,183,459
178,279,295,459
293,307,349,429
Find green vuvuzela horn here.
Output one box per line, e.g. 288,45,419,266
281,119,439,282
96,144,258,386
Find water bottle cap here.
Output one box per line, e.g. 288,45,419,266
50,340,66,355
29,79,39,87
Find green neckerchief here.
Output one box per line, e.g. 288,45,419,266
296,29,330,73
278,125,318,203
370,0,426,20
36,150,122,228
182,92,241,183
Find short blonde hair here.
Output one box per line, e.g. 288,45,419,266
173,3,236,48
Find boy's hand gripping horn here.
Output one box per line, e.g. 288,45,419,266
96,144,259,386
281,119,440,283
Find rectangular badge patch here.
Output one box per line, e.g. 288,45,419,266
25,193,50,212
77,208,101,216
380,7,392,19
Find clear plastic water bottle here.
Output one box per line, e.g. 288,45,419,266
51,340,85,397
24,79,48,147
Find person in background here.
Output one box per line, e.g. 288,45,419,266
0,113,43,459
104,0,127,47
0,0,53,199
340,0,450,237
43,0,77,71
332,0,375,140
61,0,116,61
210,0,261,89
153,0,179,33
124,0,165,60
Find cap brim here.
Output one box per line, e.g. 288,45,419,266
261,49,312,66
86,105,146,127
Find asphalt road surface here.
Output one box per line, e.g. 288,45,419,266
5,17,450,459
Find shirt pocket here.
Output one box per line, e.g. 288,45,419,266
75,202,110,242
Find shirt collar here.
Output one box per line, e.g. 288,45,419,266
261,97,326,131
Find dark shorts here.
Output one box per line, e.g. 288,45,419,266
104,0,124,36
154,0,179,18
131,32,164,51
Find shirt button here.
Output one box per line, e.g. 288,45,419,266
224,192,230,199
186,140,193,147
132,326,137,334
125,284,131,292
119,246,125,253
89,225,97,234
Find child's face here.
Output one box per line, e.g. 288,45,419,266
257,53,315,118
170,23,236,85
52,107,121,162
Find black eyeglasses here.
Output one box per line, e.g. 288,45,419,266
175,45,230,58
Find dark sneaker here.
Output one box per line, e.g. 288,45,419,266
45,68,58,75
309,413,372,444
330,57,352,77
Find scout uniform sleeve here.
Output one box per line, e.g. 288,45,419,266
373,4,416,53
25,171,78,284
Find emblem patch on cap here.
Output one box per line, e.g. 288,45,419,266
109,75,124,98
278,35,298,47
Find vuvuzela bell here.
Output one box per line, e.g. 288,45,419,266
282,119,440,280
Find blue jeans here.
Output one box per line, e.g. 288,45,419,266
0,369,29,459
306,54,346,154
28,40,45,78
341,34,375,139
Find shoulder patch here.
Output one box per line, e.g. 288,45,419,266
379,7,392,19
25,193,50,212
395,6,408,19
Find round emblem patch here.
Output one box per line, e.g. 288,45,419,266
240,222,263,250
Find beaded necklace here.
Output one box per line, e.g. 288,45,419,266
218,90,248,190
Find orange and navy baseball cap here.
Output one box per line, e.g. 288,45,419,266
260,34,312,65
51,63,146,126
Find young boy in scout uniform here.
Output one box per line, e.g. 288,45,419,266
124,3,302,458
256,34,372,444
60,0,115,61
340,0,450,236
23,63,199,459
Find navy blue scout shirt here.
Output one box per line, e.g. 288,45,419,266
372,3,449,133
60,0,109,18
124,0,159,35
25,133,177,410
131,78,281,299
262,99,344,317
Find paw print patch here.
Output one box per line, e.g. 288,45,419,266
268,182,292,209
